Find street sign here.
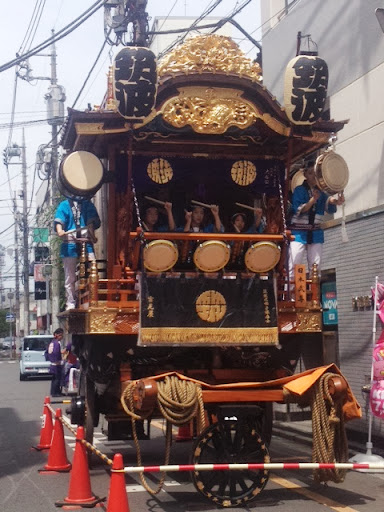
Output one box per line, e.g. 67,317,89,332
5,313,15,323
35,281,46,300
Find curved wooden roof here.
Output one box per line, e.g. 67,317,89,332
61,34,347,163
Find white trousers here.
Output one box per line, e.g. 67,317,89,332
62,252,95,310
289,241,322,280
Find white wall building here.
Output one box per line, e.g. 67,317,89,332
261,0,384,440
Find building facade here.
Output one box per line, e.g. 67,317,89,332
261,0,384,439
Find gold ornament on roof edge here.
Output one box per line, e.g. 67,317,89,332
158,35,262,82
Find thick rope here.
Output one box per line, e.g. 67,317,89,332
120,376,206,495
310,373,348,483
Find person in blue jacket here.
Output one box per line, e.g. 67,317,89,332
141,203,176,232
45,328,64,397
289,162,344,278
54,198,101,310
183,204,224,233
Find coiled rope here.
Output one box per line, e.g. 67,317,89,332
121,375,206,495
311,373,348,483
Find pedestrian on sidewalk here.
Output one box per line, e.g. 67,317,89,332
44,328,64,397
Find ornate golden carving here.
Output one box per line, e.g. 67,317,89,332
196,290,227,323
140,327,278,345
296,312,322,332
158,34,262,82
231,160,256,186
88,309,140,334
162,87,258,134
147,158,173,184
89,310,116,333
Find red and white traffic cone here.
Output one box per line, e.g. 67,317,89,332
55,426,104,508
33,396,53,451
106,453,130,512
39,408,71,473
175,422,192,442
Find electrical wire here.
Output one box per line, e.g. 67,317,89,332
22,0,47,54
157,0,224,59
18,0,43,54
0,0,105,74
72,29,112,109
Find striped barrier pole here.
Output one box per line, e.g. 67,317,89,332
116,462,384,473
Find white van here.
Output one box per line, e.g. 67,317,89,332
19,335,52,380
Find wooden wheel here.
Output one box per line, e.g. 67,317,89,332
78,370,98,445
191,420,270,507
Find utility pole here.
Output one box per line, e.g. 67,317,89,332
14,193,20,340
45,31,65,331
21,129,30,336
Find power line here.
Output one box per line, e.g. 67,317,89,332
0,0,105,74
72,30,111,109
157,0,224,59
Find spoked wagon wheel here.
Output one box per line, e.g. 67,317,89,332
191,419,270,508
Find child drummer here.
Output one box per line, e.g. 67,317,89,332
142,201,176,232
183,203,224,233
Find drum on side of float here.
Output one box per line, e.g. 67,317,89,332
290,169,305,193
143,240,179,272
193,240,231,273
244,241,281,273
314,151,349,195
58,151,105,201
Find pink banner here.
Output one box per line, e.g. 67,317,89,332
370,341,384,419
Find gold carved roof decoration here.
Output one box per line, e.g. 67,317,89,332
161,87,290,136
157,34,262,82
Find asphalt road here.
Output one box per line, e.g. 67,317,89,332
1,358,384,512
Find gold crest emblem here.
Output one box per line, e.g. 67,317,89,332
147,158,173,184
196,290,227,323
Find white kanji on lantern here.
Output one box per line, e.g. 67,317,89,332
284,53,328,125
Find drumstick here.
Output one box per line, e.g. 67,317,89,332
191,199,212,209
235,202,259,212
64,226,89,235
144,195,166,207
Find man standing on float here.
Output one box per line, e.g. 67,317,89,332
289,161,344,279
54,198,101,310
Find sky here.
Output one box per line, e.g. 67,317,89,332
0,0,261,291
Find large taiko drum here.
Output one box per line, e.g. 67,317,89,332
315,150,349,195
193,240,231,273
143,240,179,272
244,241,281,273
58,151,105,201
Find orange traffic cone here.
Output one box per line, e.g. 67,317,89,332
106,453,130,512
56,426,104,508
39,408,71,473
33,396,53,451
175,422,192,442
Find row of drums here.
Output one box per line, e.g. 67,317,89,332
143,239,281,274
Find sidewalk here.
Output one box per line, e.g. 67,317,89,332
273,419,384,459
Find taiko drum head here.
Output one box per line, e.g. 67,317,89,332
244,241,281,273
193,240,231,273
290,169,305,193
143,240,179,272
59,151,104,201
315,151,349,195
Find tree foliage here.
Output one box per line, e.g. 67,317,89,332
0,310,13,337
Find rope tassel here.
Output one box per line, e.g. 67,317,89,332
310,373,349,483
120,376,206,495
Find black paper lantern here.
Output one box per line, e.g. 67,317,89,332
284,52,328,125
113,47,157,120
